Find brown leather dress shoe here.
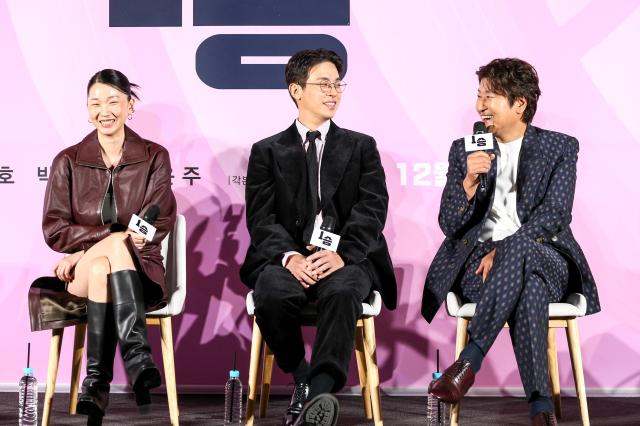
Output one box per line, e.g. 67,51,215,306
428,359,475,403
531,411,558,426
283,382,310,426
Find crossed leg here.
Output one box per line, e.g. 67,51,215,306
67,232,136,302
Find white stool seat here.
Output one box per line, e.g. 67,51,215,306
36,214,187,426
446,292,587,318
445,290,590,426
245,290,382,317
245,289,384,425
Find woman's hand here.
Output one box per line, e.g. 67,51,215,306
126,230,147,250
53,250,84,283
475,248,496,283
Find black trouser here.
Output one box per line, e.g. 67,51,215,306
460,234,569,399
253,264,372,392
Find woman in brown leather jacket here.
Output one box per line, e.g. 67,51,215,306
42,69,177,425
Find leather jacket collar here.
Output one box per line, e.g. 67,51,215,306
76,125,149,168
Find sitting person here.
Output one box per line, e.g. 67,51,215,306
421,58,600,426
42,69,176,425
240,48,396,426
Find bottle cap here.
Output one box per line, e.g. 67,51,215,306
23,367,33,375
432,372,442,380
229,370,240,378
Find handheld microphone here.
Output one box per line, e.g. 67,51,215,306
320,216,335,232
309,216,340,252
464,121,495,192
143,205,160,224
128,204,160,242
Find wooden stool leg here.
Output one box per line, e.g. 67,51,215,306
259,345,275,418
69,324,86,415
159,317,180,425
451,318,469,426
566,319,590,426
363,317,383,426
42,328,64,426
246,317,263,426
355,318,372,419
547,326,561,418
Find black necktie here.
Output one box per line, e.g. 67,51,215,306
303,130,321,242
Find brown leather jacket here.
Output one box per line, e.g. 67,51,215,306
42,126,177,303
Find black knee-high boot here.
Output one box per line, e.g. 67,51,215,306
76,301,117,425
109,270,161,410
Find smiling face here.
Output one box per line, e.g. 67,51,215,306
476,78,527,142
289,61,342,129
87,82,134,142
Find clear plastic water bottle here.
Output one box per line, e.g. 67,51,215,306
427,372,451,426
18,367,38,426
223,369,242,424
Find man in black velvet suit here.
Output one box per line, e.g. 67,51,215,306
240,49,396,426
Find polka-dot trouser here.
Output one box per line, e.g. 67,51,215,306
460,234,569,399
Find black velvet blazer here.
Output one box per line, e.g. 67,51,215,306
240,121,397,310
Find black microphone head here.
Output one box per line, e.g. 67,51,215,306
473,121,486,134
143,205,160,225
320,216,335,232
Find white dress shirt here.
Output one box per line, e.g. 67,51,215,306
282,119,331,265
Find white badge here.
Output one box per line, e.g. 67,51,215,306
310,228,341,252
464,132,495,152
128,214,157,242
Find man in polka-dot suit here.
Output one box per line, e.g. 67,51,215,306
422,58,600,426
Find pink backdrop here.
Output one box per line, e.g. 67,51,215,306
2,1,639,395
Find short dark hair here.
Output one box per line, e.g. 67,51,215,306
87,69,140,101
476,58,541,123
285,48,344,105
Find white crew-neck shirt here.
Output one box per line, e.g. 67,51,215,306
478,136,523,242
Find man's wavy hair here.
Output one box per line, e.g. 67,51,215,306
477,58,541,123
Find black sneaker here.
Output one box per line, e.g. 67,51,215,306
292,393,339,426
284,382,309,425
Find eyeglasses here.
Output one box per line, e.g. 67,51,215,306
304,81,347,93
